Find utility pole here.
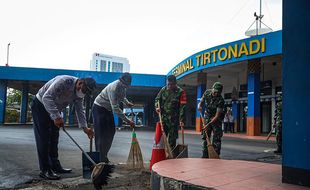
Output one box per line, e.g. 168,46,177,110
245,0,272,37
259,0,262,29
6,43,10,66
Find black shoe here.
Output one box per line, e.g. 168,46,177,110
39,169,61,180
102,157,110,164
51,160,72,173
52,167,72,173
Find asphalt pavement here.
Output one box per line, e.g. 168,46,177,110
0,125,281,189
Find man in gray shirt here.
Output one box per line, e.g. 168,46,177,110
92,72,135,163
31,75,96,180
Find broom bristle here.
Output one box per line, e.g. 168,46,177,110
207,144,220,159
127,131,144,170
92,163,114,190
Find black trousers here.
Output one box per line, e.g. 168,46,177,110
92,104,115,162
31,98,60,171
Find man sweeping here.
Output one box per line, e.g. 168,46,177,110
92,72,135,164
155,75,187,150
198,82,225,158
31,75,96,180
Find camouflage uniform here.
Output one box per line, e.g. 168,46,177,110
274,99,282,153
155,86,186,149
200,84,225,158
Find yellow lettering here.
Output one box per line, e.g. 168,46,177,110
249,39,260,55
181,64,186,73
173,58,194,76
228,44,238,59
218,47,228,61
238,42,249,57
261,38,265,53
203,52,211,65
196,54,202,67
188,59,193,69
211,49,218,63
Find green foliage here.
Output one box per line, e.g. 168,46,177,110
7,89,22,106
5,88,34,123
5,108,19,123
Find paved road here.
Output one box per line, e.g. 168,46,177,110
0,126,281,189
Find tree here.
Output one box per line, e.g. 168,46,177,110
6,89,22,108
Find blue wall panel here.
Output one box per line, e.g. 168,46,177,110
0,67,166,88
283,0,310,169
282,0,310,186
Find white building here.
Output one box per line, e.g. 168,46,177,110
90,53,130,72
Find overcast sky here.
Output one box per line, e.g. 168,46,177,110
0,0,282,75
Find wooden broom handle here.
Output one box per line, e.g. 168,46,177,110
199,112,212,145
157,102,165,133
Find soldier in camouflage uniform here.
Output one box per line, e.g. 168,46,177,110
274,95,282,154
198,82,225,158
155,75,187,149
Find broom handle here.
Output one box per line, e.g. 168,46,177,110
62,127,96,165
157,102,174,158
157,105,164,133
199,112,212,145
130,108,135,133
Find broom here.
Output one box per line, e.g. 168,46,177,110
126,109,144,170
157,102,174,159
199,112,220,159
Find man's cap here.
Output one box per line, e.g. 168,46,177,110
119,72,132,86
167,75,177,83
81,77,97,94
212,82,223,93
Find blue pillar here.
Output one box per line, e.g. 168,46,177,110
0,80,7,124
195,72,207,132
231,101,239,132
247,59,261,136
282,0,310,186
20,83,29,124
113,113,119,127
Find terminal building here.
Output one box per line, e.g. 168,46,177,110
0,1,309,185
0,31,282,136
167,31,282,136
90,53,130,73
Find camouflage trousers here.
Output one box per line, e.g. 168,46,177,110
201,121,223,158
162,116,178,149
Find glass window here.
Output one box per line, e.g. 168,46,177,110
100,60,106,71
112,62,123,72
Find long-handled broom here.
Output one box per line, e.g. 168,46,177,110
158,102,174,159
199,112,220,159
62,127,114,190
126,108,144,170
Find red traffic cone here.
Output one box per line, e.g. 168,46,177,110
150,122,166,171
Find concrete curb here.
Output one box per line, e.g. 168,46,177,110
151,170,212,190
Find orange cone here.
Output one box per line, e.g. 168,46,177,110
149,122,166,171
